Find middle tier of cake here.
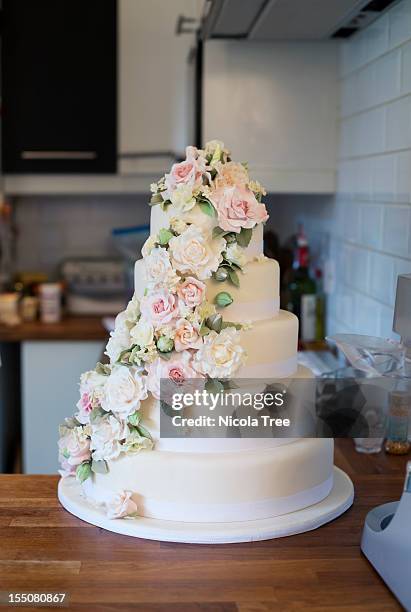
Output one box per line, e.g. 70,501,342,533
134,256,280,323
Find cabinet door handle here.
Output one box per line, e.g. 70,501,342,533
21,151,97,160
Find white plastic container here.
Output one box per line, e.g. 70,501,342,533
39,283,62,323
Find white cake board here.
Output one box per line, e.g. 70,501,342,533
58,467,353,544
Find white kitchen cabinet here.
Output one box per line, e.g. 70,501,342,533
204,40,339,193
22,340,104,474
118,0,201,175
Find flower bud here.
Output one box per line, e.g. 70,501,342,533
214,292,233,308
206,313,223,333
214,267,228,282
157,336,174,353
225,233,237,244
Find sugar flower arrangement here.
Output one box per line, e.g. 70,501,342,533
58,140,268,517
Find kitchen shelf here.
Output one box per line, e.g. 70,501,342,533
0,316,108,342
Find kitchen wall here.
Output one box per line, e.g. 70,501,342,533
287,0,411,340
13,195,150,274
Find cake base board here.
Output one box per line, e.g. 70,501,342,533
58,467,353,544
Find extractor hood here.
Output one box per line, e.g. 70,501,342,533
201,0,399,40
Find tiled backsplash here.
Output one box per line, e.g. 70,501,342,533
330,0,411,339
14,195,150,274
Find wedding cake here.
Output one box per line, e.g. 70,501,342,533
58,141,334,524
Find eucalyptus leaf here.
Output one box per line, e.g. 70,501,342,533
76,462,92,484
197,198,216,217
236,227,252,248
227,268,240,287
199,322,211,336
95,362,111,376
221,321,243,331
91,459,108,475
90,406,106,424
212,226,226,239
128,411,142,427
158,350,173,360
137,423,153,441
150,193,163,205
158,228,173,246
205,378,224,394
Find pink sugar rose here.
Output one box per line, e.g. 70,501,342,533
174,318,202,352
177,276,206,308
164,146,207,194
58,426,91,476
211,185,268,233
146,351,202,400
106,490,138,520
140,289,178,326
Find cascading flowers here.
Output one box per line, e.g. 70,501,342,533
58,140,269,503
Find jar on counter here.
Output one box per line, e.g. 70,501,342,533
21,296,39,322
0,293,21,326
39,283,62,324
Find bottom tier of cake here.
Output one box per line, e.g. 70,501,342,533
82,438,334,523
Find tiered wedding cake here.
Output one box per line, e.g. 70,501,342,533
58,141,334,524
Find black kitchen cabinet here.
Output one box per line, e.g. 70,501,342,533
1,0,117,174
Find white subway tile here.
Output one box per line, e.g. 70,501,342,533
389,0,411,48
356,63,376,112
343,201,360,242
395,150,411,203
358,108,386,155
340,75,357,118
343,244,369,292
372,154,396,202
375,49,401,105
386,96,411,151
360,204,383,249
366,12,390,61
382,205,411,255
354,294,381,336
401,40,411,95
368,251,395,304
354,158,373,201
379,304,398,339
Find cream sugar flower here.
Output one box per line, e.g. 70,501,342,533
225,243,248,269
143,246,179,289
169,224,225,280
130,318,154,348
90,414,129,462
76,369,107,424
170,184,196,213
101,365,148,418
193,327,246,378
105,490,138,519
174,318,202,352
58,426,91,476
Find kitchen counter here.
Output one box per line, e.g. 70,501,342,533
0,440,406,610
0,316,108,342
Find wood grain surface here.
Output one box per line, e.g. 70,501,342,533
0,316,108,342
0,440,408,611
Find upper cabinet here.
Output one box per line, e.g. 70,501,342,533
2,0,117,174
203,40,338,194
118,0,199,175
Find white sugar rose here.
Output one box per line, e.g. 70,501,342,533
76,369,108,424
225,243,248,269
102,365,148,418
58,426,91,474
90,414,128,462
106,490,138,519
130,318,154,348
142,235,157,257
105,326,132,364
174,318,202,352
124,295,140,323
193,328,246,378
140,289,179,327
170,216,188,234
170,184,196,212
143,246,178,289
169,225,225,280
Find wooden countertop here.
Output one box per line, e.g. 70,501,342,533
0,316,109,342
0,440,408,610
